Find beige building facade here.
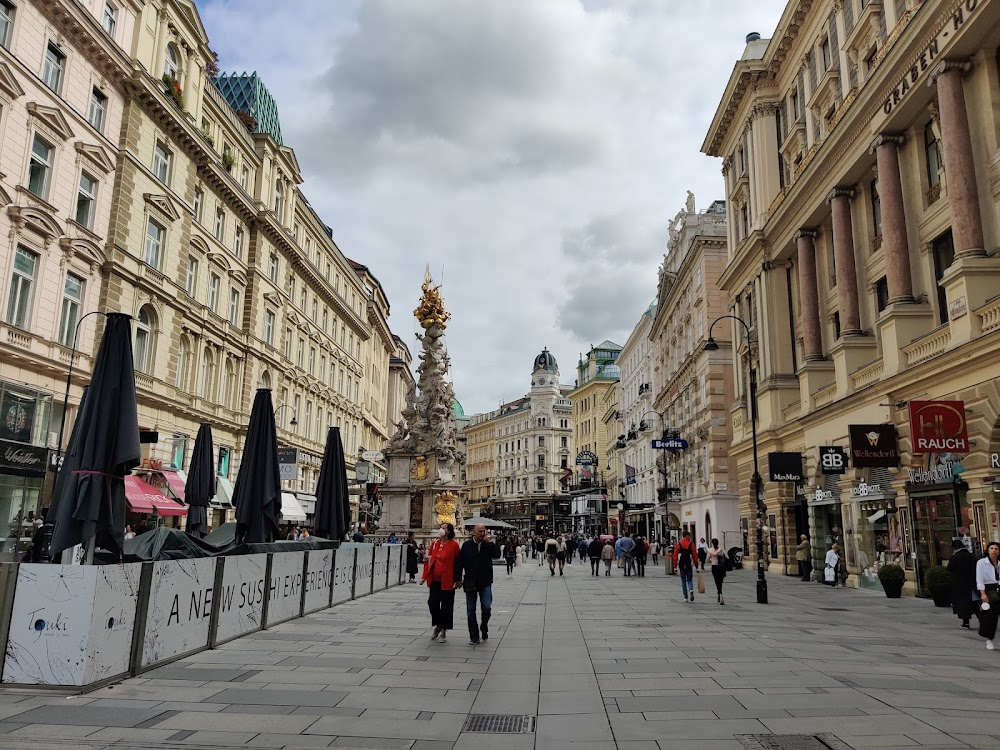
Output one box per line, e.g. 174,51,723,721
704,0,1000,592
569,341,621,485
0,0,139,556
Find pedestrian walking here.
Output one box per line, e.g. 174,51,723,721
706,538,727,605
824,543,841,587
556,536,567,575
673,531,699,601
614,535,625,568
545,536,559,575
650,539,660,566
537,537,546,566
422,522,460,643
976,540,1000,650
947,539,977,628
578,537,589,562
456,524,500,645
503,539,516,575
619,534,636,576
563,535,572,565
588,537,603,576
697,537,709,569
405,531,419,582
634,536,647,577
796,534,812,581
601,539,615,576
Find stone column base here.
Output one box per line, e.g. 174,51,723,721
830,335,878,396
876,301,935,376
796,359,835,413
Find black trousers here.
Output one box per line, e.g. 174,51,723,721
979,585,999,640
798,560,812,581
711,564,726,595
590,557,601,575
635,557,646,577
428,581,455,630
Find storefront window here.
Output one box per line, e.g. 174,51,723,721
0,383,51,446
0,475,42,557
217,446,231,478
171,433,187,470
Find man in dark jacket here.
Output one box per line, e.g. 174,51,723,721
588,537,603,576
947,539,977,628
456,524,500,645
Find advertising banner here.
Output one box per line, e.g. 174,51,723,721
2,563,141,686
266,552,305,626
387,544,402,586
303,549,334,614
908,400,969,454
767,452,803,482
353,545,374,597
372,545,390,592
215,553,267,643
332,547,356,604
142,557,216,668
849,424,900,468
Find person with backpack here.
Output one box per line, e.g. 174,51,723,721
673,531,700,601
545,536,559,575
706,537,729,605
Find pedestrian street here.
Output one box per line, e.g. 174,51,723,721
0,559,995,750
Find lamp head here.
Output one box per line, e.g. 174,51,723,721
290,415,298,427
703,336,719,352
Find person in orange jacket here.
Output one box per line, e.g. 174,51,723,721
673,531,701,602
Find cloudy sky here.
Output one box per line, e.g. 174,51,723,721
200,0,786,415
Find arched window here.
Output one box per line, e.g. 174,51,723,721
134,306,156,374
273,179,284,216
223,359,236,409
199,348,216,400
175,336,191,390
260,370,272,390
164,44,179,79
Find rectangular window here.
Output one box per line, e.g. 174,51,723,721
193,188,203,222
6,246,37,329
299,288,306,310
228,288,240,325
319,356,326,381
268,253,278,282
217,446,231,478
820,38,830,72
283,328,292,359
43,42,64,92
75,172,97,228
102,2,117,36
536,477,544,491
27,136,53,198
309,347,316,375
561,436,568,448
287,276,295,299
234,226,244,259
185,256,197,296
560,456,568,469
924,120,942,189
875,276,889,313
871,179,882,238
0,1,13,49
58,273,84,346
933,230,955,325
538,436,545,447
240,166,249,191
297,338,304,368
208,273,220,311
832,311,841,340
214,208,225,240
263,309,275,345
88,88,107,132
144,219,164,268
153,142,171,183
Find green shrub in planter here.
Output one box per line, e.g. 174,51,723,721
925,564,951,607
877,563,905,598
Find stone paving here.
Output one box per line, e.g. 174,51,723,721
0,554,997,750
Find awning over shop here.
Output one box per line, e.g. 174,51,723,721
213,475,235,508
296,494,317,516
161,469,186,500
280,492,307,522
124,475,186,516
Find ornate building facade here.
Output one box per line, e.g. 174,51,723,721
0,0,139,557
704,0,1000,592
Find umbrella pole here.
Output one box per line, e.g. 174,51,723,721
84,537,96,565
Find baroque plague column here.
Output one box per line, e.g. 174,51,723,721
379,271,463,538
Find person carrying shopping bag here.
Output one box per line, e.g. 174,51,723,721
706,538,728,605
976,541,1000,650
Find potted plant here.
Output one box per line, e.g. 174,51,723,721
161,74,183,108
877,563,905,598
924,565,951,607
221,151,235,171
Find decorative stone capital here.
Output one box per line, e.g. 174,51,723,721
928,58,971,86
826,187,856,204
869,133,905,154
794,228,817,242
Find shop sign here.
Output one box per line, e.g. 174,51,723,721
809,488,834,505
906,461,957,485
575,450,598,466
819,446,848,475
0,389,37,443
849,480,883,498
277,446,299,480
715,482,728,492
993,453,1000,469
767,452,803,482
908,400,969,454
652,437,688,450
0,438,47,477
849,424,900,468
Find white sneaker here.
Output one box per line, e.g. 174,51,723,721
437,633,447,643
987,640,995,651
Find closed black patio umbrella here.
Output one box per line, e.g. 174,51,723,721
314,426,349,541
49,313,140,561
233,388,280,544
185,423,214,538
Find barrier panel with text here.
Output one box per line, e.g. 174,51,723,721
215,554,267,643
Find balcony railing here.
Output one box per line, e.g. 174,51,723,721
902,324,951,366
978,295,1000,335
850,358,884,390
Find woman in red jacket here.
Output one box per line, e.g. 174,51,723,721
422,522,460,643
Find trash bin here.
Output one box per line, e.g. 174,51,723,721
665,553,675,575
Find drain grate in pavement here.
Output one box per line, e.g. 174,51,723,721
462,714,536,733
736,734,852,750
519,602,544,606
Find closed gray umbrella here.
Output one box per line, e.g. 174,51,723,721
49,313,140,561
185,423,214,538
233,389,280,544
314,426,349,540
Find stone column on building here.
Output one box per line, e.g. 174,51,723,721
870,134,914,303
153,9,170,79
930,59,985,259
186,53,202,122
795,229,823,360
827,188,862,335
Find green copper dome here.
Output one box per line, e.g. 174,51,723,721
452,399,465,418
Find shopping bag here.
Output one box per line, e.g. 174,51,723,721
824,566,836,583
696,571,706,594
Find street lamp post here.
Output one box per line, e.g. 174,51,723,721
705,315,767,605
273,404,298,429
